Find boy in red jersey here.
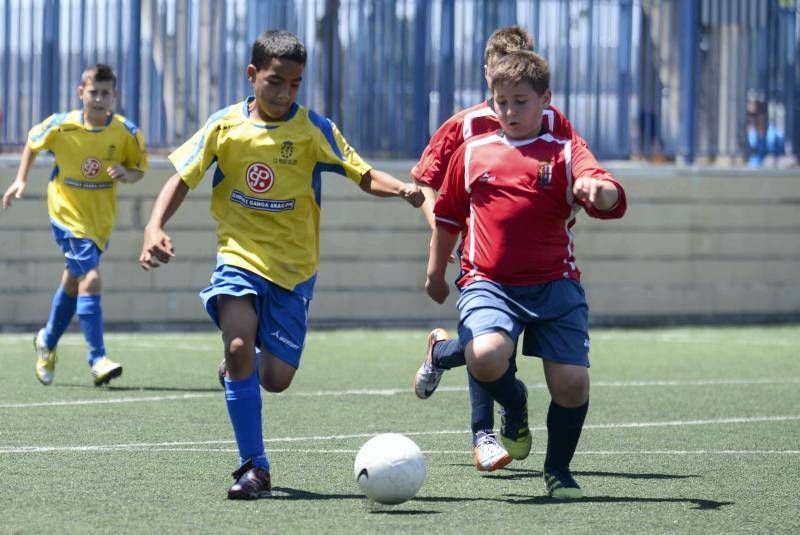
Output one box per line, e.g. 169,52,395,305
412,26,588,473
426,49,626,499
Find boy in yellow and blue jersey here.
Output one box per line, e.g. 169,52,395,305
2,63,147,387
139,30,423,500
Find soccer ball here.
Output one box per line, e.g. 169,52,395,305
353,433,427,505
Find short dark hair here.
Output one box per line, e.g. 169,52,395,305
250,30,307,70
80,63,116,89
484,26,534,66
489,50,550,96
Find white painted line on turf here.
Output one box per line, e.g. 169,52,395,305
1,415,798,454
3,377,798,408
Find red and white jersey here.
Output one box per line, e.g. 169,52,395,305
412,100,584,192
434,131,627,287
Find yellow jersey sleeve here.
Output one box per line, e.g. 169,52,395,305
27,112,70,152
121,118,149,173
310,113,371,183
168,107,229,188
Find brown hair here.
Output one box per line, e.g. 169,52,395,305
489,50,550,95
484,25,534,66
80,63,117,89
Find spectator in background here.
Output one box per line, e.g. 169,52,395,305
746,90,786,169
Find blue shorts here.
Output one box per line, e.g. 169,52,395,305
50,221,102,277
199,263,313,369
456,279,591,367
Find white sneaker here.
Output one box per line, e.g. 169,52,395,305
34,328,57,385
473,432,513,472
413,328,448,399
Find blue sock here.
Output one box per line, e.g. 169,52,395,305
468,364,527,415
468,371,495,439
43,286,77,349
77,295,105,365
432,338,465,369
224,371,269,470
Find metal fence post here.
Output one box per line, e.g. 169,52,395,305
618,0,633,158
437,0,454,126
125,0,141,125
678,0,699,165
41,0,59,118
413,0,429,154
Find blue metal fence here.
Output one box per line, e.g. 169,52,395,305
1,0,798,164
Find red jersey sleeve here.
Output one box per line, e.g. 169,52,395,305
411,115,465,191
571,141,627,219
433,143,470,234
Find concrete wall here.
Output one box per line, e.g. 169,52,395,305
1,156,799,330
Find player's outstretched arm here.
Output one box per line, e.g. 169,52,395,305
360,169,425,207
572,176,620,212
2,145,37,209
415,179,439,231
139,173,189,271
425,226,458,304
107,165,145,184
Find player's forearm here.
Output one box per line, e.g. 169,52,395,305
15,145,37,182
145,173,189,230
124,168,145,184
427,226,458,279
416,180,438,231
360,168,407,197
593,181,621,211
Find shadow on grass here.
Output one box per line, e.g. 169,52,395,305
54,383,221,393
271,487,441,514
506,494,734,510
453,465,700,482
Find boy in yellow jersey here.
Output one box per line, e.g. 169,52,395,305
2,63,147,387
139,29,423,500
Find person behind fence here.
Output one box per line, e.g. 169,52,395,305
412,25,590,474
138,29,424,500
425,50,627,499
746,90,786,169
1,63,147,387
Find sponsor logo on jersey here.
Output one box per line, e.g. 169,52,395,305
477,171,496,182
82,157,102,178
537,160,553,187
230,190,295,212
64,178,114,190
246,162,275,193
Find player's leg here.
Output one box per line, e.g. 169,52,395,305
217,294,271,499
521,278,590,500
34,268,78,385
469,371,512,471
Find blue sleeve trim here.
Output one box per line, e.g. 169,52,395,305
30,112,69,143
121,117,140,136
176,106,229,172
308,109,344,160
311,162,346,207
49,165,59,182
211,159,225,188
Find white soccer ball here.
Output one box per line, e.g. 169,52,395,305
353,433,427,505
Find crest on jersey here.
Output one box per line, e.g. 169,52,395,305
246,162,275,193
537,160,553,187
81,157,102,178
280,141,294,159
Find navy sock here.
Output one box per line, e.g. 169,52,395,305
77,295,105,365
467,371,495,437
432,338,465,369
43,286,77,349
544,399,589,470
468,364,526,415
225,371,269,470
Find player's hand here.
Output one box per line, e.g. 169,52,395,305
107,165,129,183
425,276,450,304
2,179,26,209
139,225,175,270
572,176,602,206
400,183,425,208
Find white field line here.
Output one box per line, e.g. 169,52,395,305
2,377,799,409
1,415,798,455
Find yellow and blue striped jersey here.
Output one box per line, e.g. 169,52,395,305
27,110,148,250
169,98,372,293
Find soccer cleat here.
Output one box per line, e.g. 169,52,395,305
217,358,226,388
473,432,513,472
499,396,532,460
413,328,449,399
91,356,123,386
228,459,272,500
33,328,57,385
544,466,584,500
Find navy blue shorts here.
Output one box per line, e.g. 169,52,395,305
200,263,312,369
50,221,102,277
456,279,591,367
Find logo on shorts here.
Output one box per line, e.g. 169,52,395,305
537,160,553,187
271,329,300,350
246,162,275,193
584,338,590,348
82,158,102,178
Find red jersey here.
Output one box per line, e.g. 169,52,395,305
434,131,627,287
412,101,584,191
